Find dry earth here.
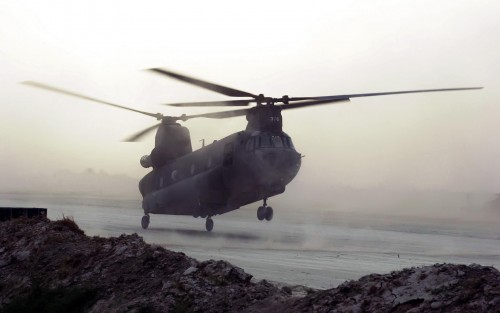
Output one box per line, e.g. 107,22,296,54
0,217,499,312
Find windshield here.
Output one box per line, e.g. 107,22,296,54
248,133,295,149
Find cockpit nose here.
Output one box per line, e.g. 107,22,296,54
258,148,301,171
262,150,279,166
259,149,299,169
245,132,302,186
253,148,301,188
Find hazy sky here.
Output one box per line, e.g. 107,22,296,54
1,0,499,194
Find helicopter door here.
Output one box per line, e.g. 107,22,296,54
223,143,234,167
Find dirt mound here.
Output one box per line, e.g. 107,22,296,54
1,217,499,312
288,263,500,312
0,217,285,312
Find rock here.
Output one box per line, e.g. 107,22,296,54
289,263,500,312
183,266,198,275
13,250,30,261
282,286,292,295
430,301,443,309
114,245,128,255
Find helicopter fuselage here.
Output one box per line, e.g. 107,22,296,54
139,130,301,217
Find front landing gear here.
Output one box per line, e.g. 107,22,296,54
205,217,214,232
257,198,274,221
141,214,150,229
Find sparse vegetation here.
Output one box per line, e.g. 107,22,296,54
52,215,84,235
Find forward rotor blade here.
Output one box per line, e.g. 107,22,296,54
278,98,351,110
163,86,482,107
302,87,483,102
22,81,161,119
181,98,351,120
149,68,258,98
181,98,352,120
185,108,251,120
166,99,253,107
124,123,161,142
167,97,342,106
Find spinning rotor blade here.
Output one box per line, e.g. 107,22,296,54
185,108,251,119
278,97,351,110
166,99,253,107
125,108,253,140
269,87,482,110
165,96,344,107
301,87,483,102
166,97,321,107
161,86,481,107
22,81,162,119
124,123,161,142
181,97,352,120
149,68,258,98
178,84,483,120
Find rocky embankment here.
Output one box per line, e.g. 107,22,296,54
1,217,499,313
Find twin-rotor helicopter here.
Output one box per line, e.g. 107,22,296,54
24,69,482,231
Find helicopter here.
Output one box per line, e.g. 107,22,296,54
23,69,482,231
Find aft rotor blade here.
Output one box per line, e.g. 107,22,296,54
166,99,253,107
22,81,162,119
124,123,161,142
303,87,483,102
149,68,258,98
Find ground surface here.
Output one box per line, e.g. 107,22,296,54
1,193,499,289
1,217,499,312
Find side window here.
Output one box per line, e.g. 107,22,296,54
285,137,294,149
246,138,255,151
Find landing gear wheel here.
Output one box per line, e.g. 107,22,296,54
257,206,266,221
141,215,150,229
265,206,273,221
205,217,214,232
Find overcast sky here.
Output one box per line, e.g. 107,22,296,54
1,0,499,195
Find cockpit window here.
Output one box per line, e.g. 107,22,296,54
258,134,272,148
253,133,295,149
271,136,284,148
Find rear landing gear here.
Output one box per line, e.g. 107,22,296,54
205,217,214,232
257,198,273,221
141,214,150,229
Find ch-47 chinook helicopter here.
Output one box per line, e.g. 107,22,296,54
23,69,482,231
